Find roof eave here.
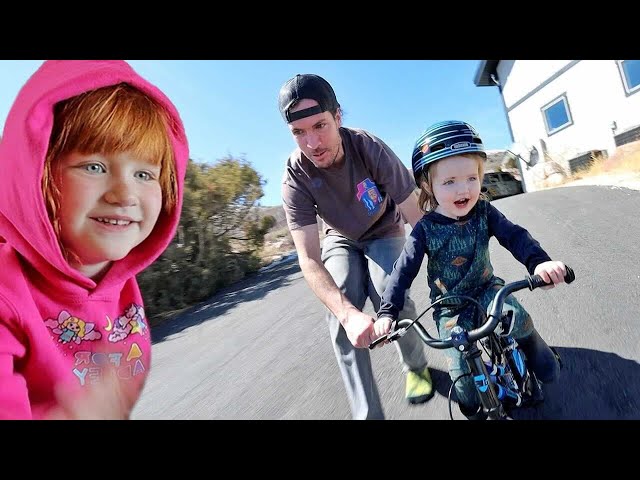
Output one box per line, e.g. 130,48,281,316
474,60,500,86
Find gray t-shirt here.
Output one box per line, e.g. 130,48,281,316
281,127,415,242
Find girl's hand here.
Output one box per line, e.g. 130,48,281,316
534,261,566,290
371,316,393,348
45,367,140,420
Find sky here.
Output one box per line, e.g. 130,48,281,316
0,60,513,207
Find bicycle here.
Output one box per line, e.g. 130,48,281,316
369,266,575,420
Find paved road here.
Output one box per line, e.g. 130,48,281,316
132,185,640,420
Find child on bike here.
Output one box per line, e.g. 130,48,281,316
0,60,188,419
375,120,566,420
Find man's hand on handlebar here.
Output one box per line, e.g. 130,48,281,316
533,261,567,290
343,307,387,348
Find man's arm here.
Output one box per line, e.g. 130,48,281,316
290,225,379,348
397,190,423,228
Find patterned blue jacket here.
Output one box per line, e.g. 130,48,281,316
378,200,551,320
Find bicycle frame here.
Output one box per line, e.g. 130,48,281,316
371,266,575,420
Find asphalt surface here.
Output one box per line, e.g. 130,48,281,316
132,185,640,420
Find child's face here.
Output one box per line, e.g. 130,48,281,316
55,151,163,277
429,155,481,219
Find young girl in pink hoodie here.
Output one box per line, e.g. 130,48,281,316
0,60,188,419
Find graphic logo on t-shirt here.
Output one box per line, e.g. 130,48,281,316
44,311,102,345
71,343,146,386
356,178,383,216
105,303,147,343
44,307,148,386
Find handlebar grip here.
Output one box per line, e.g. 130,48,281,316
368,336,387,350
564,266,575,284
528,265,575,290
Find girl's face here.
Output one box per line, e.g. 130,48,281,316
429,155,482,219
55,150,163,279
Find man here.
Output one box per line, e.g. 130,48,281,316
279,73,433,420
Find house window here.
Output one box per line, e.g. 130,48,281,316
541,94,573,136
617,60,640,96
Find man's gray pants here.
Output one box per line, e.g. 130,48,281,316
321,234,429,420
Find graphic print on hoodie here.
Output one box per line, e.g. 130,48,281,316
0,61,188,419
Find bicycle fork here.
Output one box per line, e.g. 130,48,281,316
452,326,521,420
463,344,524,419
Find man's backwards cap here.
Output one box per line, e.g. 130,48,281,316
278,74,340,123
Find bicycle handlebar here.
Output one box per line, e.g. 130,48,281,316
369,266,575,350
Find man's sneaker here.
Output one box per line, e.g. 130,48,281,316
405,367,434,404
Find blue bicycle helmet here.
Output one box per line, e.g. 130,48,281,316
411,120,486,185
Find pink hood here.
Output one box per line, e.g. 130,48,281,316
0,60,188,295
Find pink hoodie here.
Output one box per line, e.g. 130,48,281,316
0,61,188,419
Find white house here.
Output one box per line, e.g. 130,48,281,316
474,60,640,191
